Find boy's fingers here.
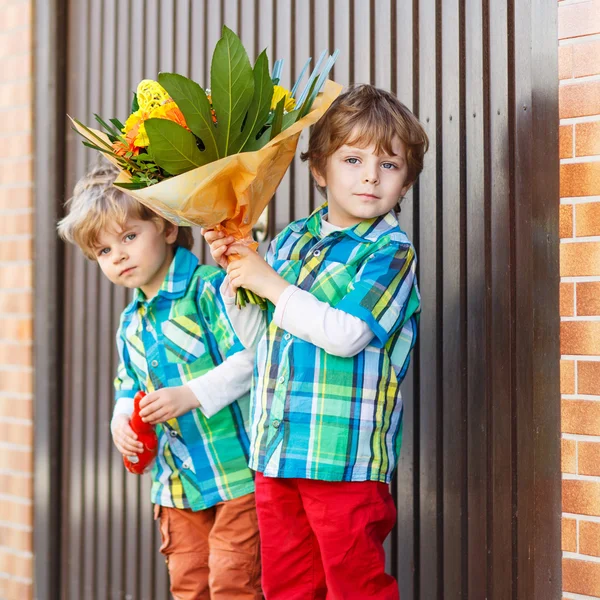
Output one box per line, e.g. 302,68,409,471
225,244,251,257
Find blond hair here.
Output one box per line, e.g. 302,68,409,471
58,160,193,259
301,84,429,197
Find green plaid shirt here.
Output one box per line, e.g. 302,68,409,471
114,247,254,510
250,204,420,483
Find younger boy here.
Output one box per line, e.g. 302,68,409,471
205,84,428,599
58,161,262,600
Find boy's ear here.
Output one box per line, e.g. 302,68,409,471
400,181,414,198
310,164,327,188
164,221,179,245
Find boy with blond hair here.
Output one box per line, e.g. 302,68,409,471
205,84,429,599
58,160,262,600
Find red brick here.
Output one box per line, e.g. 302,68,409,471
560,281,574,316
579,360,600,395
560,162,600,197
573,39,600,78
560,204,573,238
0,108,31,133
0,577,32,600
0,292,32,314
576,121,600,157
559,45,573,80
561,321,600,354
562,438,577,473
0,53,31,82
0,239,32,262
0,420,31,446
560,81,600,119
578,279,600,314
0,211,31,236
0,134,32,159
562,400,600,435
0,81,31,108
559,0,600,40
0,26,31,59
561,242,600,277
561,360,575,394
0,548,32,580
560,125,573,158
0,397,32,420
562,517,577,552
0,264,31,289
0,159,31,185
563,479,600,515
0,497,31,527
0,318,32,341
580,520,600,557
579,441,600,476
0,471,31,499
0,186,32,210
0,524,31,553
0,343,31,367
563,557,600,597
0,369,32,394
576,202,600,237
0,3,32,30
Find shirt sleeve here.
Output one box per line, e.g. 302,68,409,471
273,285,374,357
114,325,141,401
222,278,267,349
335,241,419,347
185,346,256,418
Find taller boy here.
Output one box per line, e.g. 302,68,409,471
207,85,429,599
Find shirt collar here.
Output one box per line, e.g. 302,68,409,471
125,246,198,313
293,203,401,244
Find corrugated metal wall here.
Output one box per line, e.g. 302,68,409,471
56,1,560,598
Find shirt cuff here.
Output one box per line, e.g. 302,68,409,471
111,396,135,431
185,378,221,419
273,285,301,330
220,277,236,304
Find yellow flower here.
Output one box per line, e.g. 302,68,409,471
136,79,171,112
271,85,296,112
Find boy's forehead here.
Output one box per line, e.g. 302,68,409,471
338,136,406,157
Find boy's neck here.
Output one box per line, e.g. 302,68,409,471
139,245,176,301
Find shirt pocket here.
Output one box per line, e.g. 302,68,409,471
161,313,206,364
309,259,357,304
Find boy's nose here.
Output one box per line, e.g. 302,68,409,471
113,249,127,264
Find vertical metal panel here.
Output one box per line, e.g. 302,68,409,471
49,1,561,598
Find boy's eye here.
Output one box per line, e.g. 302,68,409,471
125,233,136,242
98,248,110,256
382,162,397,170
345,157,360,165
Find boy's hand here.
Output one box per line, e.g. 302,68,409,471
111,413,144,456
138,385,199,424
226,244,290,304
200,228,235,270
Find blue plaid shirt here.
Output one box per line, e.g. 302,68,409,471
114,247,254,510
249,204,420,483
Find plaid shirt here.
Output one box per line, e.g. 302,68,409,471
114,247,254,510
250,204,420,483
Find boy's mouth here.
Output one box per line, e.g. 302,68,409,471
356,193,379,199
120,267,136,276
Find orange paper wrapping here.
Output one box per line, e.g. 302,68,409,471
71,79,342,239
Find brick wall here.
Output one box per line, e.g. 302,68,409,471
559,1,600,598
0,1,33,599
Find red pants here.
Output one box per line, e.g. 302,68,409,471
254,473,399,600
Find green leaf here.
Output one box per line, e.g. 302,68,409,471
114,181,150,191
211,25,254,157
296,75,320,119
157,72,219,163
110,117,125,132
239,50,274,152
145,118,209,175
269,97,285,140
281,109,301,131
131,92,139,113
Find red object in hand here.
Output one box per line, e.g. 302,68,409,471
123,391,158,475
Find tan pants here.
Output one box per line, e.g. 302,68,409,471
155,493,263,600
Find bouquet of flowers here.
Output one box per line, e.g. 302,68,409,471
71,26,341,307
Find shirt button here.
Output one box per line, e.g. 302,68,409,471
182,460,191,469
278,376,285,384
151,360,158,368
284,333,291,341
146,324,152,332
313,250,321,257
272,419,281,429
170,430,177,437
